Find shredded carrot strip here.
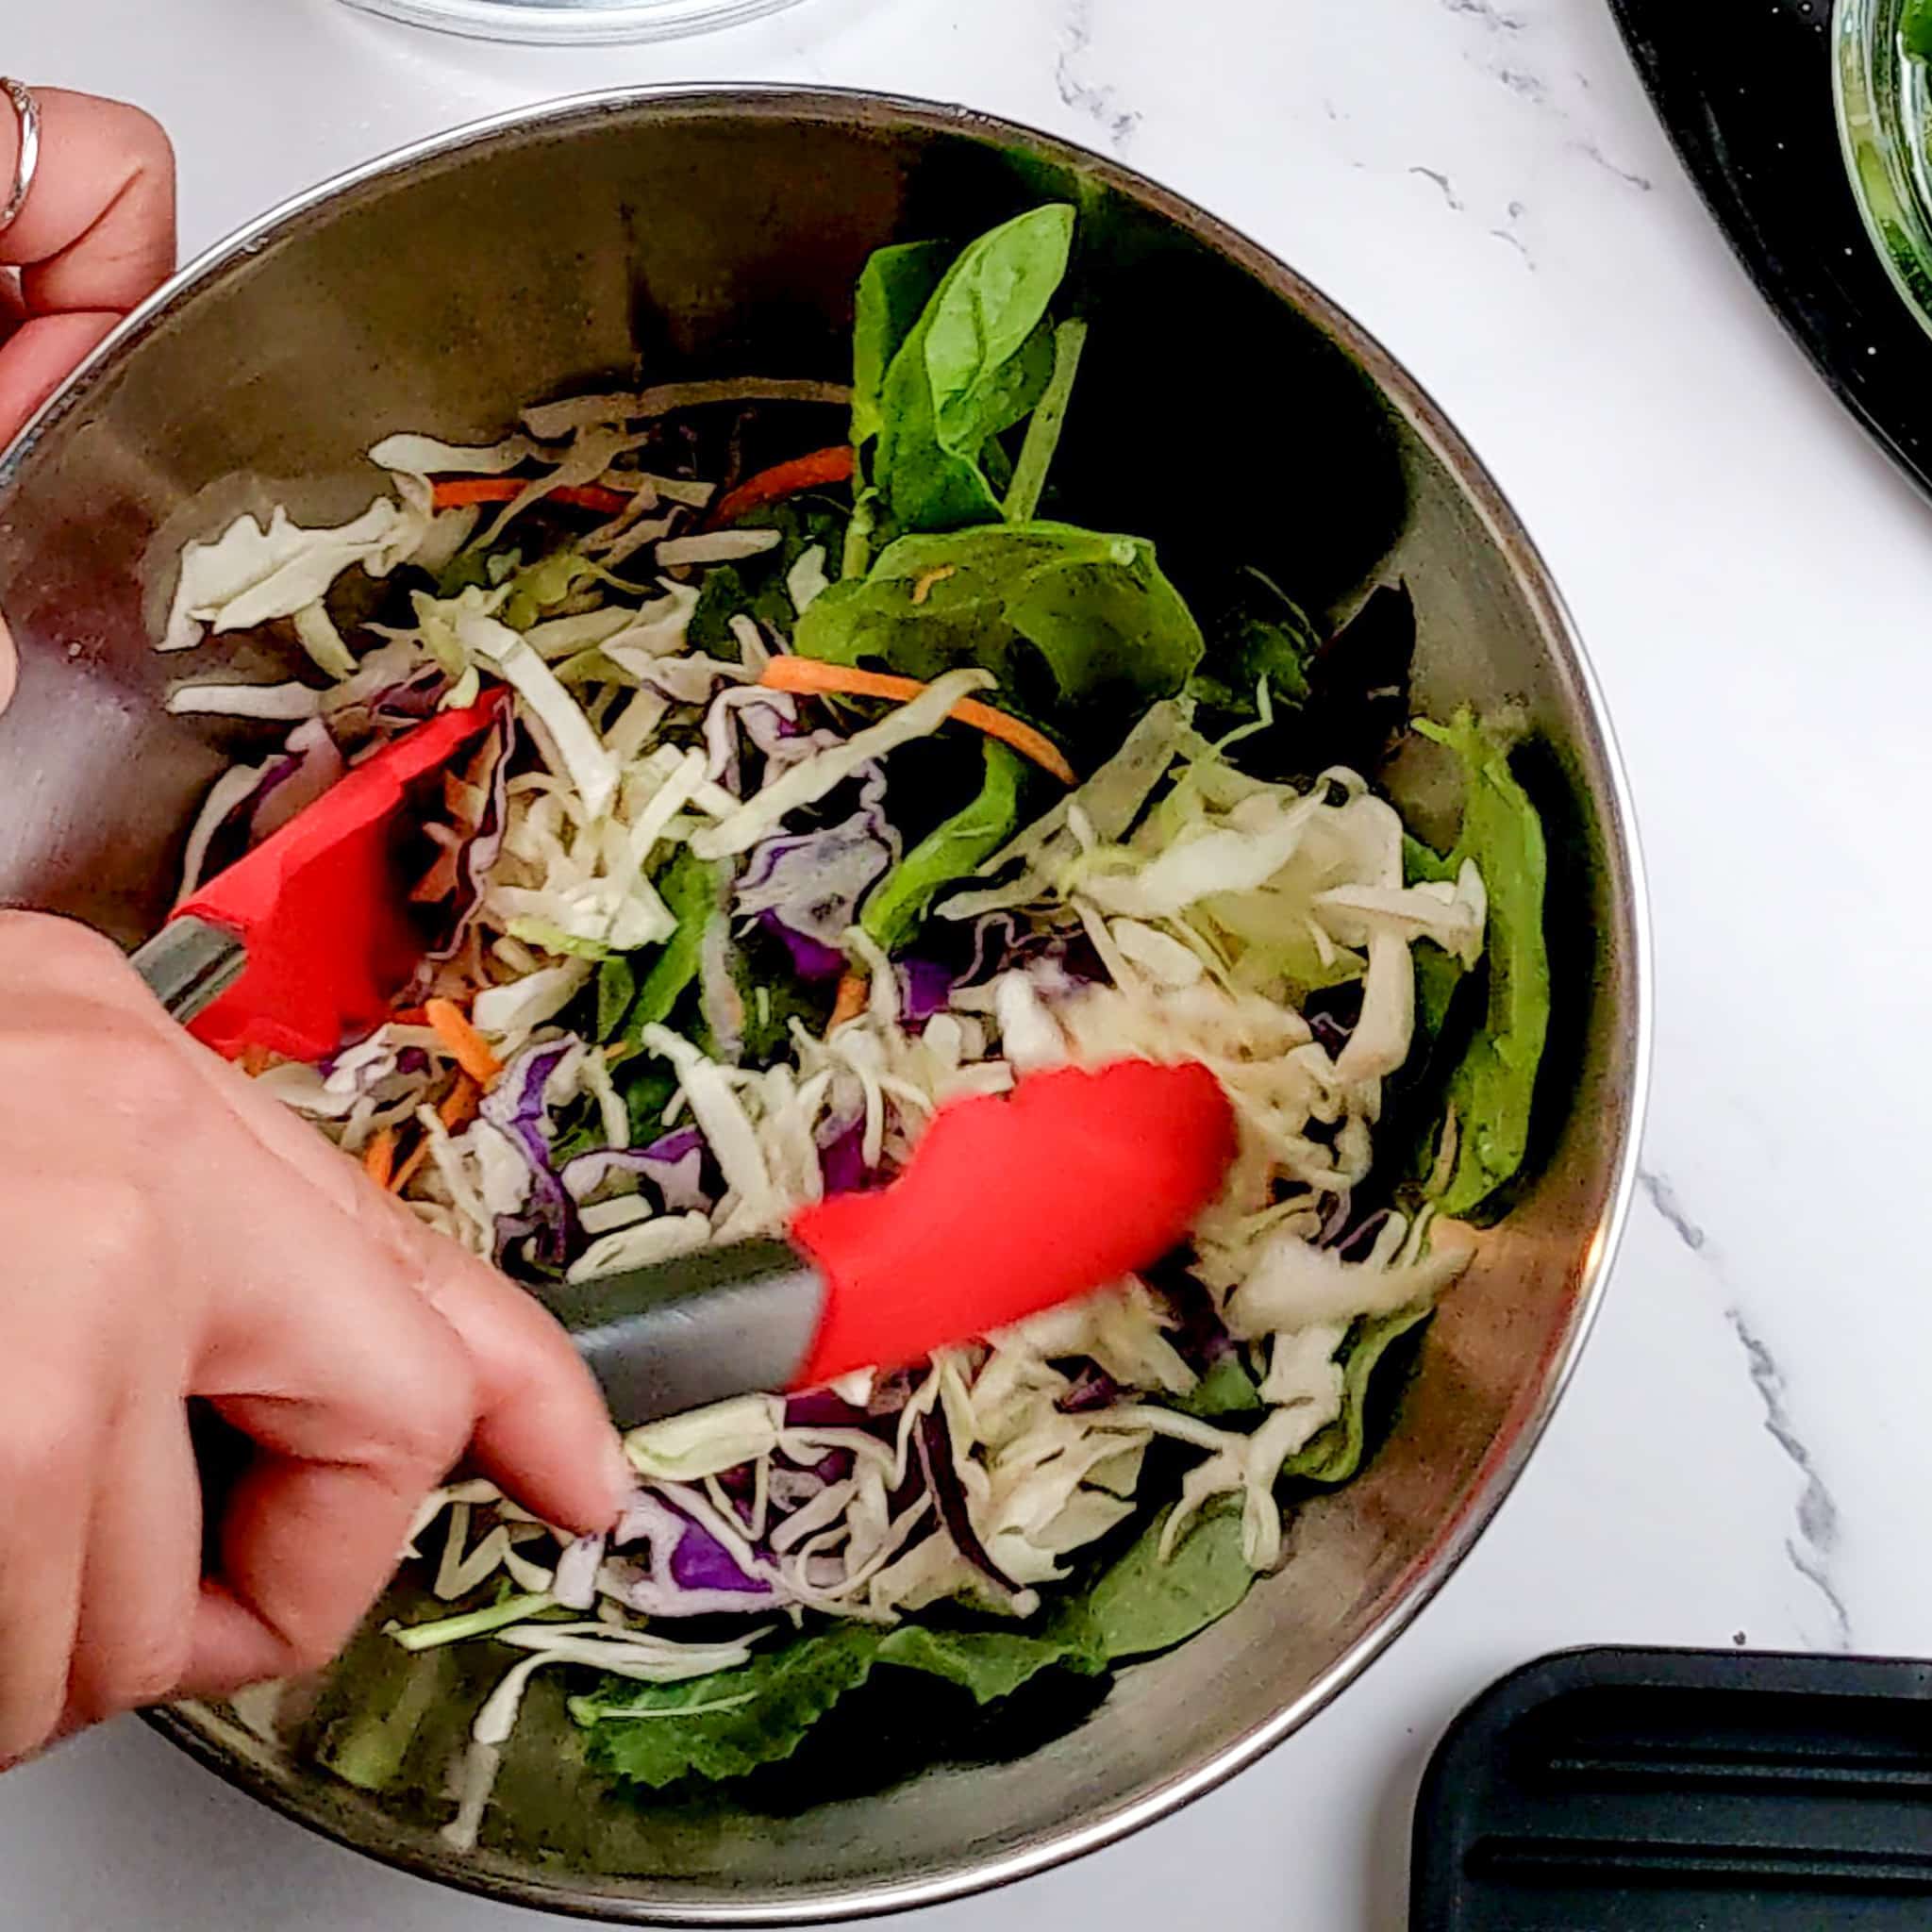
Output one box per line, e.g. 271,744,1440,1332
430,477,631,517
758,658,1076,786
425,998,502,1087
391,1005,431,1027
388,1074,482,1197
828,971,870,1035
390,1139,431,1195
362,1127,397,1191
239,1044,276,1078
707,446,855,528
439,1073,482,1133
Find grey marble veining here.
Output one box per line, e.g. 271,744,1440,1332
1054,0,1141,152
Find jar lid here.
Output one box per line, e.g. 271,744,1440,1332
339,0,806,44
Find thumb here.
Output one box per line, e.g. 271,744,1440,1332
371,1195,629,1535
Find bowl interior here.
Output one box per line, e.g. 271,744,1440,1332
0,92,1644,1924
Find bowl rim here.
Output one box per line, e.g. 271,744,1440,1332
7,81,1653,1926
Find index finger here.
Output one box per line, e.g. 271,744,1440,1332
0,87,175,447
1,86,175,309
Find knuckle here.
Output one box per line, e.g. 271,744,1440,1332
56,1172,166,1287
71,1630,192,1724
108,1027,205,1124
121,104,175,173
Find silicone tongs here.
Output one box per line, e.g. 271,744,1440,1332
132,696,1236,1427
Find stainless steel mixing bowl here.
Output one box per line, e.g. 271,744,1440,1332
0,88,1649,1924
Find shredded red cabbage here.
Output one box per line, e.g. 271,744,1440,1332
481,1040,582,1272
895,957,956,1022
564,1127,710,1216
915,1407,1020,1595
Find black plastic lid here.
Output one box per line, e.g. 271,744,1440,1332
1414,1645,1932,1927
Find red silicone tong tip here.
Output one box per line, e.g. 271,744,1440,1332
175,691,509,1063
789,1059,1237,1388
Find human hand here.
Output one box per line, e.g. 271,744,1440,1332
0,83,176,717
0,912,628,1768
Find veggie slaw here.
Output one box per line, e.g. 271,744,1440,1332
157,203,1552,1837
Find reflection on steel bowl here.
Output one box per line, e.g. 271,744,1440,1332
0,89,1647,1927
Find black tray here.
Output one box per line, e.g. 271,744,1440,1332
1608,0,1932,498
1412,1646,1932,1928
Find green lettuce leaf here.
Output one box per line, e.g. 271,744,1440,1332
795,521,1203,722
1413,710,1551,1218
862,740,1024,951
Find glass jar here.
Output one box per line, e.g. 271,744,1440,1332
1835,0,1932,338
338,0,807,44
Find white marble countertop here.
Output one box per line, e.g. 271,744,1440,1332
7,0,1930,1924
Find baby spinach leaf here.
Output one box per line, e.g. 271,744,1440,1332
688,498,848,654
874,1622,1102,1703
1413,709,1551,1218
1190,569,1320,712
576,1624,884,1789
1403,832,1467,1053
1281,1307,1433,1486
796,521,1203,721
574,1502,1267,1789
575,1617,1102,1790
1168,1354,1264,1420
604,846,720,1047
595,953,638,1043
1003,318,1088,525
619,1064,678,1146
1191,579,1416,785
1080,1504,1255,1662
862,741,1025,952
853,240,953,449
871,206,1075,537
